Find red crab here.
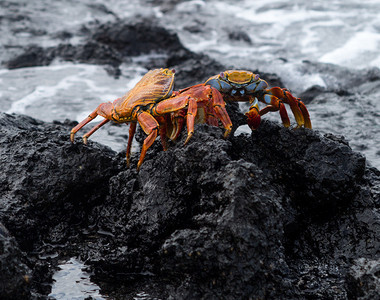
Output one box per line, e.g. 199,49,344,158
164,70,311,141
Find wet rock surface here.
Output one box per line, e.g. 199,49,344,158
0,110,379,299
347,257,380,299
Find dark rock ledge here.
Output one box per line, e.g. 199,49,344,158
0,112,379,299
3,19,195,78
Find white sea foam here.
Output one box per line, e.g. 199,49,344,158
177,0,380,71
0,62,147,152
3,63,144,120
7,85,58,115
319,31,380,68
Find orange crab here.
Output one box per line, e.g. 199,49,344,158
165,70,311,141
70,68,232,170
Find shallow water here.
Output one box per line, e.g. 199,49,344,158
49,257,104,300
49,257,163,299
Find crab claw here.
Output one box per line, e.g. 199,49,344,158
297,99,312,129
245,108,261,130
245,98,261,130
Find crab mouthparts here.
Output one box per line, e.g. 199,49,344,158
231,89,245,96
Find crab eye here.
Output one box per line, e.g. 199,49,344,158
254,74,260,81
171,69,176,74
219,72,226,79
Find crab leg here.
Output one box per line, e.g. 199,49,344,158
258,92,291,128
281,90,305,128
136,112,160,171
168,110,186,141
70,109,99,142
70,101,115,142
157,116,169,151
245,97,261,130
204,107,219,127
153,95,197,145
209,87,233,138
126,122,137,167
264,87,305,128
273,89,311,128
260,101,290,128
298,100,312,128
184,96,197,145
164,86,233,140
81,119,111,144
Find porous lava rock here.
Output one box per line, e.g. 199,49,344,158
0,112,120,297
0,223,31,300
0,111,379,299
0,113,119,249
83,121,378,299
91,19,187,57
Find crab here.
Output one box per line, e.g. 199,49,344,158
70,68,232,170
162,84,234,142
165,70,311,141
205,70,311,130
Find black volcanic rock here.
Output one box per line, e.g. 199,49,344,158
0,223,31,299
92,19,187,56
5,42,124,70
347,257,380,299
0,111,378,299
0,113,121,297
4,45,54,69
53,42,124,66
228,30,252,44
0,113,120,250
299,61,380,95
298,85,326,104
3,18,190,73
83,121,374,299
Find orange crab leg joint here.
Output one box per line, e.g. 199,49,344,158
136,112,159,171
245,97,261,130
126,122,137,167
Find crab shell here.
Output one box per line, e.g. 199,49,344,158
204,70,268,97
